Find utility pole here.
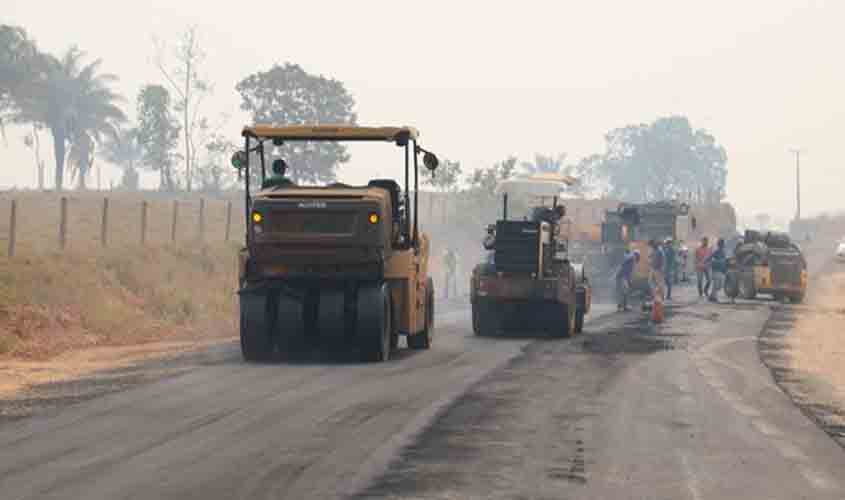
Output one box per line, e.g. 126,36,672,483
789,148,804,221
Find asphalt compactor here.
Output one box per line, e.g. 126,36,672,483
726,230,807,303
470,175,591,337
232,125,439,362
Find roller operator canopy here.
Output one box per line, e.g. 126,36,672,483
495,173,578,197
242,124,420,143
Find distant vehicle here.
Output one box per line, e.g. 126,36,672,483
470,175,591,337
600,201,693,299
728,230,807,303
836,241,845,261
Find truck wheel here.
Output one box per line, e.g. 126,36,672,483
475,298,500,336
574,309,585,334
358,283,391,362
739,274,757,300
471,303,481,336
409,278,434,349
240,292,276,362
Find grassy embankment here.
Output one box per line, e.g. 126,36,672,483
0,192,243,360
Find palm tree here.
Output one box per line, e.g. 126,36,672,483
16,46,126,190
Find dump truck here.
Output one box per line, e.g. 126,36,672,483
599,201,693,299
232,125,440,362
470,175,591,337
726,230,807,303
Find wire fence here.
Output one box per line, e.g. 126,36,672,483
0,192,245,257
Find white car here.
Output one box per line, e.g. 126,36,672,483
837,241,845,261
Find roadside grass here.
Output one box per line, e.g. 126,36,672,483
0,191,243,361
0,243,239,360
789,270,845,404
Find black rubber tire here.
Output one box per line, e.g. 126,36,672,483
389,327,399,352
724,271,740,299
408,278,434,349
558,305,575,338
358,283,391,362
739,273,757,300
474,298,500,337
574,309,585,334
471,302,481,336
239,292,276,362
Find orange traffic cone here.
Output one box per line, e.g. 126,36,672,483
651,300,665,323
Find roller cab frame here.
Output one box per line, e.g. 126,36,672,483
233,125,439,362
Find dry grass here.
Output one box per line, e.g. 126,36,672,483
0,191,243,362
787,265,845,426
0,243,240,360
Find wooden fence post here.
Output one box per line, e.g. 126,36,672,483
101,197,109,247
59,197,68,250
7,200,16,258
140,201,148,246
224,200,232,241
198,198,206,241
171,200,179,242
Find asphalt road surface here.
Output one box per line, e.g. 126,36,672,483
2,289,844,500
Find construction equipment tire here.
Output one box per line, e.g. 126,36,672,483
409,278,435,349
240,292,276,362
358,283,391,363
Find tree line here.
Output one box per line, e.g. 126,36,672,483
423,115,728,206
3,24,726,201
1,24,356,192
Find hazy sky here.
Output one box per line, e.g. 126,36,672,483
3,0,844,221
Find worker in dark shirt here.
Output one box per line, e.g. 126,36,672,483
616,249,639,311
663,239,677,301
263,159,295,189
706,238,728,303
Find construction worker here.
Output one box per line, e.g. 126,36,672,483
263,159,295,189
695,237,712,298
616,249,639,311
649,239,666,304
663,238,676,301
443,248,457,299
706,238,728,303
678,245,690,282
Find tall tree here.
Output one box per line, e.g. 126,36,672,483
466,156,518,196
595,116,727,203
22,124,46,189
568,154,609,198
421,158,462,192
100,127,144,190
136,84,181,191
236,62,357,184
196,134,236,192
154,26,215,192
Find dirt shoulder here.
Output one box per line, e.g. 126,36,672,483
759,258,845,448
